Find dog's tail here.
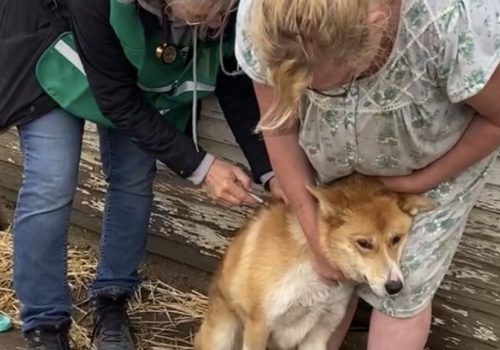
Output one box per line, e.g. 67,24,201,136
194,285,241,350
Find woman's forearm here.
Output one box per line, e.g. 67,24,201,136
254,82,319,243
419,116,500,187
263,131,319,240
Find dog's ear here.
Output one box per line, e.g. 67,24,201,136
398,194,437,216
306,185,340,218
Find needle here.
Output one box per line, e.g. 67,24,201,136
248,192,269,206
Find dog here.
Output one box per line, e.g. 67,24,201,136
195,174,437,350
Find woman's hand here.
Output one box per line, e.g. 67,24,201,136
378,170,434,194
202,159,258,207
293,199,347,282
308,239,346,282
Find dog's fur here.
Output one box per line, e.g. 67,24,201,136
195,174,436,350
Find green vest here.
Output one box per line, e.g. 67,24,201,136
35,0,228,131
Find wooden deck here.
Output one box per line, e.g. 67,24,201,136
1,96,500,349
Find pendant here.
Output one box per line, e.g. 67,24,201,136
156,44,177,64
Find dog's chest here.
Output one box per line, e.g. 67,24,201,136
266,264,353,347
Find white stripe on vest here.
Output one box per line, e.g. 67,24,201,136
53,39,214,97
54,40,87,76
174,81,214,96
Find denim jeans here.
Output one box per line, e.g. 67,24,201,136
13,108,156,332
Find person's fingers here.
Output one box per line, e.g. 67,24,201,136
215,198,237,207
218,193,245,207
224,180,258,204
216,170,257,204
204,182,240,207
232,166,252,191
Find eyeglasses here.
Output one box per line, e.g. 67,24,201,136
306,75,355,98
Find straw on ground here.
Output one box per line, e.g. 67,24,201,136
0,230,208,350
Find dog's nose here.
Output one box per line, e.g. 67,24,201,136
384,280,403,295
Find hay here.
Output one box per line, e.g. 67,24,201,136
0,230,209,350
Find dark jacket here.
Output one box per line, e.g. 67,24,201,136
0,0,273,184
0,0,67,130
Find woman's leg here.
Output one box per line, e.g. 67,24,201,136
13,109,83,333
89,127,157,297
88,127,156,349
367,303,432,350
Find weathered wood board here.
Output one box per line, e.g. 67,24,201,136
1,96,500,349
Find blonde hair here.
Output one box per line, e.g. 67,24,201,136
250,0,386,131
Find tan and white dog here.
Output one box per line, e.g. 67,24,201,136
195,174,436,350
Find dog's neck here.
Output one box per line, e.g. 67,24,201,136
285,211,352,283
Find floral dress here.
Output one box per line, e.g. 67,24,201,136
235,0,500,317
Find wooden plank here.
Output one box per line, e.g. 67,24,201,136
430,298,500,349
456,234,500,269
432,257,500,346
437,281,500,323
484,158,500,187
200,95,225,121
197,115,238,146
461,207,500,245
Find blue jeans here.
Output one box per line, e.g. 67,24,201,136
13,109,156,332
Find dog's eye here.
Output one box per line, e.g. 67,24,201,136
356,239,373,250
391,236,402,246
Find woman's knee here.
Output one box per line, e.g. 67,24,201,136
98,129,157,194
17,109,83,204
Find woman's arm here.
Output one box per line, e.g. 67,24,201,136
381,66,500,193
69,0,257,206
69,0,206,178
253,83,316,232
215,57,274,186
254,82,343,280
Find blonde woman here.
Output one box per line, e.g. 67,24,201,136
0,0,284,349
235,0,500,348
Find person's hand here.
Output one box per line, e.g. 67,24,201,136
268,177,288,203
378,170,435,194
308,239,346,282
202,159,258,207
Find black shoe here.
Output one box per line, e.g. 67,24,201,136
24,324,70,350
91,296,135,350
